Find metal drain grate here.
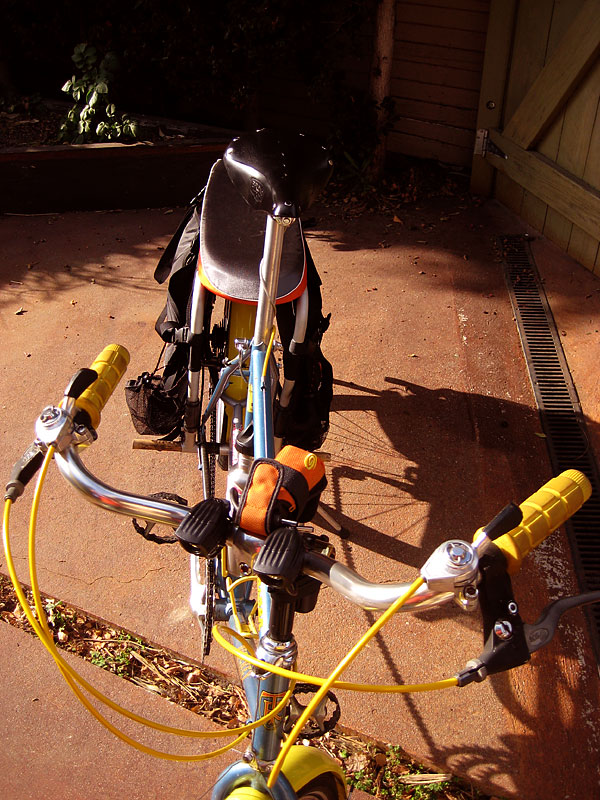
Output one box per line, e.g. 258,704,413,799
501,235,600,662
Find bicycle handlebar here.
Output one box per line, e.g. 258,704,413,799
54,449,592,617
483,470,591,574
75,344,130,430
45,345,593,618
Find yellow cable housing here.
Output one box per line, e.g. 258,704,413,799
268,576,429,787
1,452,294,762
213,624,457,693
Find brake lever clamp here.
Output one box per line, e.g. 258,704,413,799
35,405,76,452
420,539,480,595
34,368,100,453
35,405,97,452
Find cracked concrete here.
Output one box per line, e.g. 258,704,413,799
1,197,599,799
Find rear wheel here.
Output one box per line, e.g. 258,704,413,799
197,295,229,498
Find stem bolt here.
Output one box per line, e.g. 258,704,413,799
446,541,473,566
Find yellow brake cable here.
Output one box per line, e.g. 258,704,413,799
213,623,457,694
2,447,293,760
262,327,277,384
215,563,458,788
215,571,459,788
4,444,457,771
268,576,428,787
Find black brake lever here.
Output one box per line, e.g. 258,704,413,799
64,368,98,400
457,544,600,686
524,591,600,653
456,546,530,686
5,441,46,502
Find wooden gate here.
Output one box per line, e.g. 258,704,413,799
471,0,600,275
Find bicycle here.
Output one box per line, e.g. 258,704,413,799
4,129,600,800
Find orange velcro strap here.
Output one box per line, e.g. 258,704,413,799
237,446,326,537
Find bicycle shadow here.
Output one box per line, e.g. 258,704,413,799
317,373,542,678
319,375,548,569
425,653,600,797
318,376,600,796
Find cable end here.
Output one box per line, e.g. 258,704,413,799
456,660,488,687
4,481,24,503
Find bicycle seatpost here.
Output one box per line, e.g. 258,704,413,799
254,215,294,347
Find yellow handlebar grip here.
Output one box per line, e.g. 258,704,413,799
493,470,591,574
76,344,130,429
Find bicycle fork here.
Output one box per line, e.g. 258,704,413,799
212,584,299,799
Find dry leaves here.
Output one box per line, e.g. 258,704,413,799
0,575,489,798
0,575,246,726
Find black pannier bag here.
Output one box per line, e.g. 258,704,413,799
274,247,333,452
125,188,333,450
124,345,188,436
125,196,203,438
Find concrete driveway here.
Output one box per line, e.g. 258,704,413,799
1,194,599,799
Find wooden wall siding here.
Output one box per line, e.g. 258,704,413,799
389,0,490,165
490,0,600,275
258,1,489,167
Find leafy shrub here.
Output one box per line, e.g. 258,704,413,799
58,43,138,144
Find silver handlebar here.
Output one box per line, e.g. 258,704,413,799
55,446,461,613
304,552,454,610
55,448,188,527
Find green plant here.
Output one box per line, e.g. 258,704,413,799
59,43,138,144
349,768,377,795
43,598,67,633
90,646,132,676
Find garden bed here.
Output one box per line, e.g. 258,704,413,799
0,100,234,213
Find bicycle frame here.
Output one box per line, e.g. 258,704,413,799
184,208,325,792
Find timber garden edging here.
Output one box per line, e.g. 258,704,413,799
0,138,229,214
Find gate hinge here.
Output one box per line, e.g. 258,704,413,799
474,129,507,159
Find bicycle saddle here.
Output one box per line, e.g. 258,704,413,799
199,159,307,304
223,128,333,218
